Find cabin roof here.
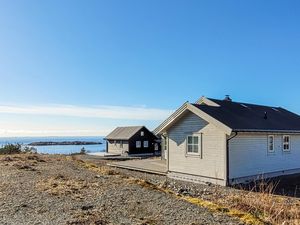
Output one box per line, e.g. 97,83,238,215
106,126,144,140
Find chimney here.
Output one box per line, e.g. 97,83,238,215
224,95,232,102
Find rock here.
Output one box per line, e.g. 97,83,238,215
177,188,190,195
27,155,46,162
81,205,94,211
14,163,36,171
1,156,14,162
20,203,28,208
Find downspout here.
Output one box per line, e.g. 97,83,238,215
104,138,108,153
161,134,169,172
226,131,238,186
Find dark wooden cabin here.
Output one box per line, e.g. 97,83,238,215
105,126,160,155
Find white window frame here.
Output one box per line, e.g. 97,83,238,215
268,135,275,153
136,141,141,148
186,135,200,156
143,140,149,148
282,135,290,152
141,131,144,136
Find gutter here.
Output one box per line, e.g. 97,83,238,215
233,129,300,134
226,132,238,186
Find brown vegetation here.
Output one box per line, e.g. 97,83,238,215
224,181,300,224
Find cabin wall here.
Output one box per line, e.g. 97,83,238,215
107,140,129,154
229,133,300,182
167,111,227,185
128,127,157,154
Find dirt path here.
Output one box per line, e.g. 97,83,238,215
0,154,242,225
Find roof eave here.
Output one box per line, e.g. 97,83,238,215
154,102,232,135
233,129,300,134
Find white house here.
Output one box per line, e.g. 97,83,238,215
154,96,300,186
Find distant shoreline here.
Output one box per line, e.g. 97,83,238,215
28,141,102,146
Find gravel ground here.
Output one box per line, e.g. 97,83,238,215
78,155,239,202
0,154,242,225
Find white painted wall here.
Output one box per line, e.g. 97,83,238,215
167,111,227,185
229,133,300,180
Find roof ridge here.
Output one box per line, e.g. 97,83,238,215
207,98,281,109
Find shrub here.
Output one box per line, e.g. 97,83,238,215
0,144,22,154
80,147,86,154
227,180,300,224
22,146,37,153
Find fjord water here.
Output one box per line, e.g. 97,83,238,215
0,136,106,154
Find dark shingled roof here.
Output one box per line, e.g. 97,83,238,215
192,98,300,132
106,126,144,140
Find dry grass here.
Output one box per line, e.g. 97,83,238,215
36,174,99,199
224,181,300,225
71,156,119,176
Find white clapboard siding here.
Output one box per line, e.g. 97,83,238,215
167,111,227,184
229,133,300,179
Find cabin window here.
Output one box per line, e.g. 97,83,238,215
114,140,117,146
136,141,141,148
120,141,123,148
268,135,274,153
283,135,290,152
143,140,149,148
186,135,200,154
141,131,144,136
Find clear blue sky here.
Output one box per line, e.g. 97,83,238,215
0,0,300,136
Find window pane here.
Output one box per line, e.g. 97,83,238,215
136,141,141,148
143,141,149,148
194,145,199,153
269,136,273,143
187,145,193,152
193,136,199,144
188,136,193,144
284,136,289,142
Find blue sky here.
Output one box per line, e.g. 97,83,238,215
0,0,300,136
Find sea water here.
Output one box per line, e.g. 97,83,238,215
0,136,106,154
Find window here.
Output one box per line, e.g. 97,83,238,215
268,135,274,153
187,135,199,154
143,140,149,148
114,140,117,146
120,141,123,148
141,131,144,136
136,141,141,148
283,135,290,152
